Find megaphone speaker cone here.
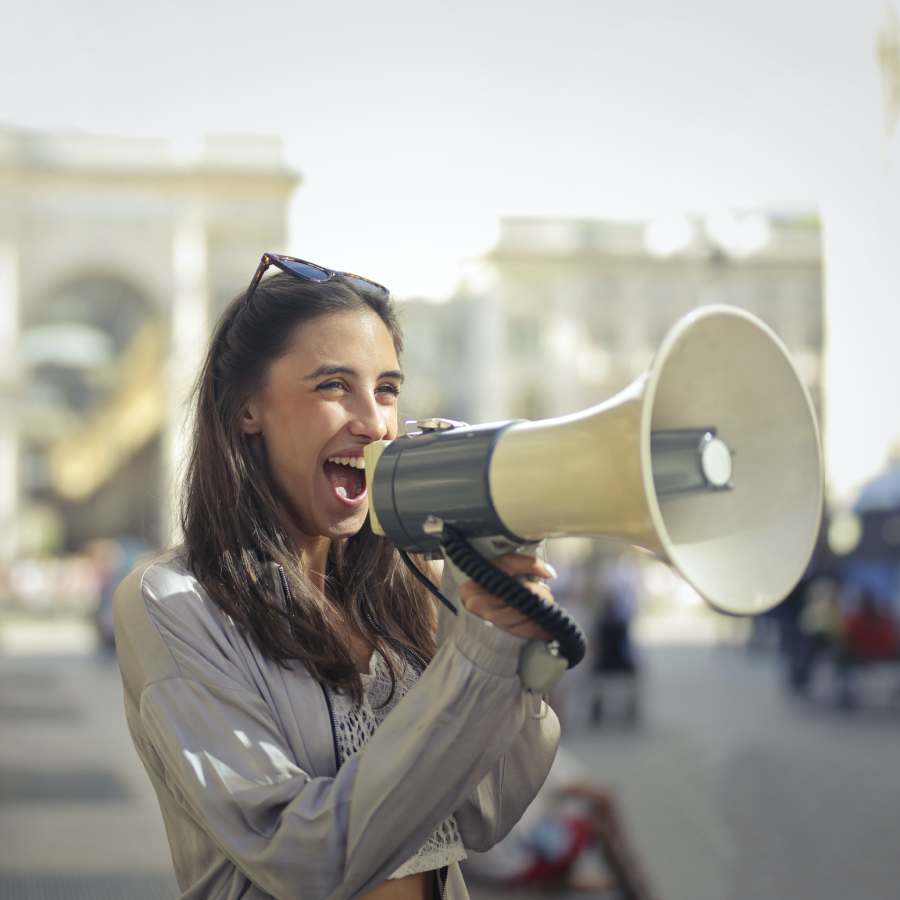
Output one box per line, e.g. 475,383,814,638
643,306,823,615
490,305,823,616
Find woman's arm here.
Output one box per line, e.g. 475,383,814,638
116,561,553,900
452,694,559,851
429,558,562,850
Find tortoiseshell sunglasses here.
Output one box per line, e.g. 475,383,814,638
244,252,390,305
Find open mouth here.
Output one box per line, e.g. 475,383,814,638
323,456,367,503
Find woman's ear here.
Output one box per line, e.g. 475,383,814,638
240,399,263,435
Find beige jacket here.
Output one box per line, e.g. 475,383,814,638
113,552,559,899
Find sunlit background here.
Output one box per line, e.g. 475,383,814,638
1,1,900,898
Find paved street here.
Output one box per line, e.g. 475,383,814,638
0,632,179,899
561,642,900,900
2,618,900,900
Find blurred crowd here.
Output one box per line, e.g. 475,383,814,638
0,535,153,649
762,459,900,709
774,565,900,709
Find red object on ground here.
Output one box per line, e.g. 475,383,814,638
844,610,899,660
511,817,594,885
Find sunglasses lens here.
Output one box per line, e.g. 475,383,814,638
280,259,331,282
261,254,389,297
344,275,389,298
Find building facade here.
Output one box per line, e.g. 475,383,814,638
0,128,299,559
400,213,823,433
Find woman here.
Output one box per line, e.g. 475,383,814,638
113,253,561,900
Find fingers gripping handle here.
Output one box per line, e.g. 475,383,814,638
442,534,542,587
440,530,584,693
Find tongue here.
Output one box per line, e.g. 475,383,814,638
323,461,365,500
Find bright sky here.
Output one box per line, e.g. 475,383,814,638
2,0,898,498
0,0,881,294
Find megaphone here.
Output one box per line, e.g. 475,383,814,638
364,305,823,669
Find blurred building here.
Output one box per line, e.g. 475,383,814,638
0,128,299,560
821,2,900,504
400,212,822,428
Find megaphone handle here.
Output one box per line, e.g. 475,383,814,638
442,535,544,586
439,528,586,690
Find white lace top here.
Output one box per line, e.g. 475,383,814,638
327,648,467,879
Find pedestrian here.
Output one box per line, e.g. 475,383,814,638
590,554,642,725
112,253,560,900
789,575,842,692
834,589,899,707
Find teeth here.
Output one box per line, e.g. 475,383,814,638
335,486,348,499
327,456,366,469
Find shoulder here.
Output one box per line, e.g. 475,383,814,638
113,549,254,694
114,549,208,639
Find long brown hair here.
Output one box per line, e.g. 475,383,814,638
181,271,436,702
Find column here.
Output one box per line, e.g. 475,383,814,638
162,199,209,545
0,238,19,564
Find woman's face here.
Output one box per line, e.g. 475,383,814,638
242,308,402,542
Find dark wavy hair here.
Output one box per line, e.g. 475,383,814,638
181,271,436,702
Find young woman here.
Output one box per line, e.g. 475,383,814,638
113,253,561,900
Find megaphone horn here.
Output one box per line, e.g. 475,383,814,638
365,305,824,618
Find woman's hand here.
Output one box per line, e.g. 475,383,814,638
458,553,557,640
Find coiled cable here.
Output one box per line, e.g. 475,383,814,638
440,525,586,668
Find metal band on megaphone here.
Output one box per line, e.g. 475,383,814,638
371,421,525,554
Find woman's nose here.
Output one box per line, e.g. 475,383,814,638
348,395,390,441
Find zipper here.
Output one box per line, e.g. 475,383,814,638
436,865,448,900
320,682,340,774
405,646,428,676
276,564,292,611
392,640,428,678
277,564,340,774
362,602,429,677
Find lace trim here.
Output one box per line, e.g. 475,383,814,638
390,840,468,879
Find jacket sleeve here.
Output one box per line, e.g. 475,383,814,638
121,564,558,900
451,698,559,851
430,597,560,851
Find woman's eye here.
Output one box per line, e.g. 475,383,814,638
317,380,398,397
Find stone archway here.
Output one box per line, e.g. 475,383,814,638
21,273,163,551
0,127,300,560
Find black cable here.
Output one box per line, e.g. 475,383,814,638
399,531,586,669
440,525,586,669
398,549,458,615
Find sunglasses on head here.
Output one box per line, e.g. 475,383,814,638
245,252,390,306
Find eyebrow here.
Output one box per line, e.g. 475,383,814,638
303,364,405,383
